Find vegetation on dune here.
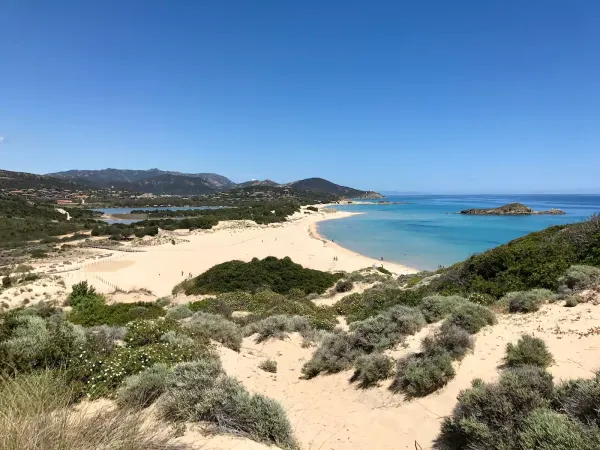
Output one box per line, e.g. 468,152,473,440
182,312,243,351
446,303,497,334
179,256,342,296
159,357,298,449
502,289,552,313
0,371,184,450
351,353,394,388
505,335,554,369
392,351,455,398
259,359,278,373
418,295,469,323
188,289,338,331
559,264,600,292
116,363,169,409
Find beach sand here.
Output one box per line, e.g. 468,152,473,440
61,208,417,297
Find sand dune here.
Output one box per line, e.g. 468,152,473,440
61,208,417,297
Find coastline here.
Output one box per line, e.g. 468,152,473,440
58,206,418,297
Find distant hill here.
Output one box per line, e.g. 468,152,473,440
236,179,280,189
48,168,236,194
289,178,380,198
0,169,90,191
43,169,378,197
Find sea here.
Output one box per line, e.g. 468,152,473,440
317,195,600,271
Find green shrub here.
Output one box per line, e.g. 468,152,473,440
165,305,192,320
422,322,474,360
349,305,426,352
351,353,393,388
436,366,554,450
505,335,553,368
447,303,496,334
376,266,392,276
243,315,311,343
335,280,354,293
68,341,198,399
564,296,579,307
160,358,298,449
68,296,165,326
419,295,468,323
183,312,242,351
467,292,495,306
1,276,11,288
181,256,341,295
259,359,277,373
116,363,169,409
124,319,179,347
68,281,96,305
392,351,455,398
155,297,170,307
559,265,600,291
502,289,552,313
553,372,600,427
520,407,599,450
334,285,426,322
301,331,361,378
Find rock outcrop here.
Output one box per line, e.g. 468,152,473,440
460,202,565,216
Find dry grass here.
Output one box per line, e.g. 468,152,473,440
0,371,185,450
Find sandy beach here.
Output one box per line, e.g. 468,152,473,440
61,207,417,296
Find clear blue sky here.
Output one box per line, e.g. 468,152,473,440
1,1,599,193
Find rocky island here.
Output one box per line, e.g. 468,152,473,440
460,202,566,215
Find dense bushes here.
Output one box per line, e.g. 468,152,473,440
116,363,169,409
243,314,311,343
446,303,496,334
189,290,338,331
559,265,600,291
419,295,468,323
351,353,393,388
165,304,192,320
302,305,426,378
552,371,600,427
180,257,341,295
68,292,165,326
159,357,298,449
421,322,474,360
392,351,455,398
182,312,242,351
335,279,354,293
430,215,600,299
502,289,552,313
505,335,553,368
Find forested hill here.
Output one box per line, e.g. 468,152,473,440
0,169,90,191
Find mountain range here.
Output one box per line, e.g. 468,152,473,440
8,168,380,197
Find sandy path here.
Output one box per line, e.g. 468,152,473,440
62,209,417,297
212,302,600,450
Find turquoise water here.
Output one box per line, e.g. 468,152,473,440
318,195,600,271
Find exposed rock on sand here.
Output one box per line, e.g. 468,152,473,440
460,202,565,215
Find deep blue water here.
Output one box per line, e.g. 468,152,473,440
318,195,600,271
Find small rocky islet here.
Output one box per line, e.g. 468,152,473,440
459,202,565,215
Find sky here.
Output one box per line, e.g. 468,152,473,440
1,1,599,193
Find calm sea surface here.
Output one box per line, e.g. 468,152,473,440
318,195,600,271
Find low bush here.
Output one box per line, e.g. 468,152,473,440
376,266,392,276
160,358,298,449
505,335,553,368
349,305,426,352
116,363,169,409
553,371,600,427
565,296,579,307
301,331,361,378
68,294,165,326
183,312,242,351
165,304,192,320
502,289,552,313
68,341,198,398
419,295,468,323
334,284,426,322
124,319,179,347
68,281,96,305
436,365,555,450
181,256,341,295
392,351,455,398
335,280,354,293
559,265,600,292
243,314,311,343
519,407,600,450
0,371,181,450
351,353,393,388
259,359,277,373
422,322,474,360
447,303,496,334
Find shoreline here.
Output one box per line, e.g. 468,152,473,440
309,210,417,274
58,206,418,297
